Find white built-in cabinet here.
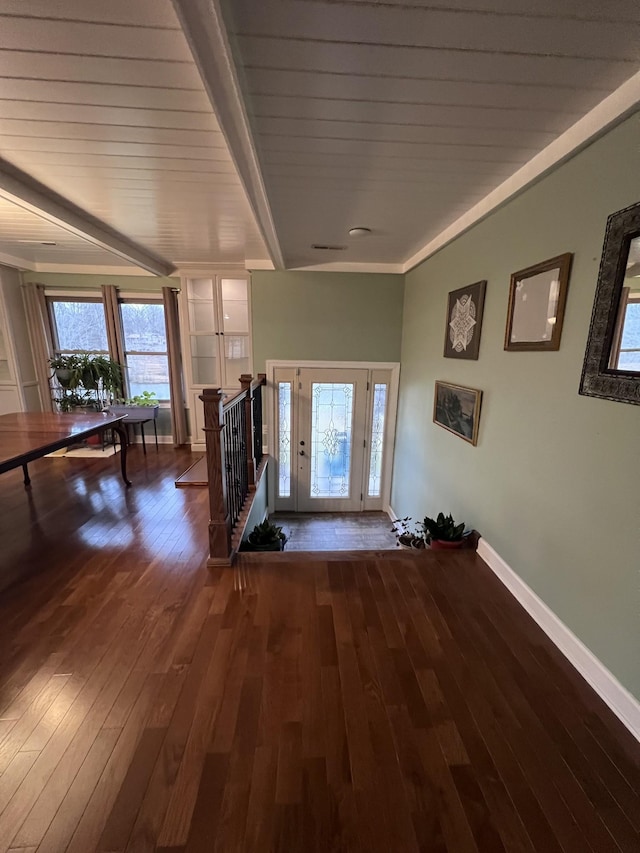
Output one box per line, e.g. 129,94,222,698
0,265,42,414
179,273,252,448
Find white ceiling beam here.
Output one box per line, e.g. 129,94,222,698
0,249,34,270
0,159,175,277
172,0,285,270
403,70,640,273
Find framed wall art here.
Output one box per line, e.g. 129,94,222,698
444,279,487,360
433,381,482,446
504,253,572,351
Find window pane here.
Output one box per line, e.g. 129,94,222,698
368,384,387,497
310,383,353,498
126,354,170,400
121,303,167,352
278,382,292,498
51,301,108,352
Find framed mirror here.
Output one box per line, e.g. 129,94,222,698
580,201,640,406
504,253,573,351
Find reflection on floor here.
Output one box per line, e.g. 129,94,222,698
271,511,397,551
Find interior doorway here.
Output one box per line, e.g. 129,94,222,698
268,362,399,513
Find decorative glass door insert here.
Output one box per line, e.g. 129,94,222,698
310,383,354,498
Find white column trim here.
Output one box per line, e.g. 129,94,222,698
477,538,640,742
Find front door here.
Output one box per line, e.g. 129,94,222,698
273,365,395,512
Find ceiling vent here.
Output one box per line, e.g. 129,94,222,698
311,244,347,251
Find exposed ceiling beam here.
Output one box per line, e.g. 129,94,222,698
0,249,34,270
172,0,285,270
0,159,175,277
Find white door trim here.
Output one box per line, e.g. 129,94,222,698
265,360,400,514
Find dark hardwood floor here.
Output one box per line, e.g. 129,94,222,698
0,449,638,852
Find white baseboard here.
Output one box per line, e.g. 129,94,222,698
128,434,174,445
477,539,640,742
387,504,396,521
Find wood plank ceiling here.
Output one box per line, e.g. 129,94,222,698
0,0,269,271
223,0,640,268
0,0,638,273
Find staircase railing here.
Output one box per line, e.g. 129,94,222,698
200,374,266,564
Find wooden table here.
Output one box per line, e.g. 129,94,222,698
0,412,131,487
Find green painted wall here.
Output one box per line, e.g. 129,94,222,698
392,113,640,700
22,272,179,291
251,270,404,370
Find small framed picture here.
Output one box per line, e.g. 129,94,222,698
505,253,573,351
433,381,482,446
444,280,487,359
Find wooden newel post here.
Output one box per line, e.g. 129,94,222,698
240,373,256,489
200,388,231,562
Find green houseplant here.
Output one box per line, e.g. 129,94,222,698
243,518,288,552
49,353,122,412
423,512,466,550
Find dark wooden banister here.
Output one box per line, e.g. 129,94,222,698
200,374,267,564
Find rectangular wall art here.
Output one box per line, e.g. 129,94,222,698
444,279,486,359
505,253,572,351
433,381,482,445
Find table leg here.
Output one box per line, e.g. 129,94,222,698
141,422,147,455
153,418,158,452
22,464,31,487
112,423,132,486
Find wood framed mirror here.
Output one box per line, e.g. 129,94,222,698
579,201,640,406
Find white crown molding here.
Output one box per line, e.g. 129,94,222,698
245,258,276,271
288,261,404,274
404,71,640,273
31,263,160,276
0,250,34,270
172,0,285,271
477,538,640,742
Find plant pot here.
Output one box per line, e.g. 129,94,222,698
108,404,159,423
243,540,285,552
397,535,425,550
430,538,464,550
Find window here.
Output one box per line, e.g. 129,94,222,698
49,298,108,355
120,300,170,400
617,295,640,371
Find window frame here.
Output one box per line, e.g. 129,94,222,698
47,295,109,357
118,296,170,403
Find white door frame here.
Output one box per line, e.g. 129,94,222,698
265,360,400,514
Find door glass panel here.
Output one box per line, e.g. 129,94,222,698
310,383,353,498
188,300,216,331
223,335,250,384
278,382,292,498
187,278,213,300
190,335,218,384
368,383,387,497
222,300,249,333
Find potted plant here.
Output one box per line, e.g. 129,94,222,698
243,518,288,552
390,516,426,550
423,512,466,550
49,353,122,412
108,391,160,422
